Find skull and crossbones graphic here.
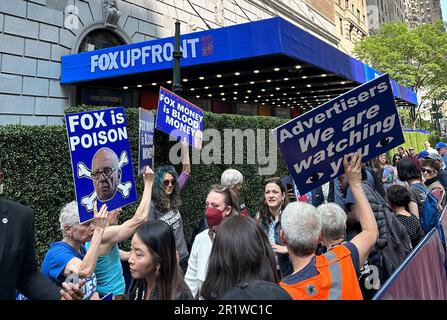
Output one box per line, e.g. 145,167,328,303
77,147,132,211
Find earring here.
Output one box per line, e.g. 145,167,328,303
155,268,160,277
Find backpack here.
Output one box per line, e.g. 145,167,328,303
362,184,412,280
411,183,441,233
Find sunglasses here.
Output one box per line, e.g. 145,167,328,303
421,168,434,174
163,179,176,187
409,149,414,151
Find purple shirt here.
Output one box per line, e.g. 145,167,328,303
178,171,190,191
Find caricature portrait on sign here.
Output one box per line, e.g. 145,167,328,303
66,107,137,223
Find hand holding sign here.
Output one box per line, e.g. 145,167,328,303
344,152,362,187
93,202,109,230
142,165,155,185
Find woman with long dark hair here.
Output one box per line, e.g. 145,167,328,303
149,141,190,273
127,220,192,300
200,215,278,300
256,178,291,279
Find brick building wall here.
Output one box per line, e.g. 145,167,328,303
305,0,335,22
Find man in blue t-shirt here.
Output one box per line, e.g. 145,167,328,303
41,201,109,300
41,241,98,300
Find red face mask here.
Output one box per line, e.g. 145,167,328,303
205,207,225,227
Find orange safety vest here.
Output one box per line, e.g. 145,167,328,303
280,244,363,300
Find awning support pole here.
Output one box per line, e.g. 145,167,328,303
173,20,183,95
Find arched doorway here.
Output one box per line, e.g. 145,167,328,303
69,24,133,107
78,28,126,52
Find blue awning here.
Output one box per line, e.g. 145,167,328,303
61,17,417,106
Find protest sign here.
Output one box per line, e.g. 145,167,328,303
139,108,155,174
101,293,114,300
273,74,404,195
156,86,203,149
65,107,137,223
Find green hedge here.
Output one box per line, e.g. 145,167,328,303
0,106,289,265
1,106,442,265
388,132,444,157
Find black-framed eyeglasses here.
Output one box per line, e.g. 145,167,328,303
163,179,176,187
421,168,434,174
91,167,117,180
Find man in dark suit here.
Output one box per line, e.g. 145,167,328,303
280,175,325,207
0,170,84,300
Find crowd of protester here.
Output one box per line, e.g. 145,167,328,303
1,140,446,300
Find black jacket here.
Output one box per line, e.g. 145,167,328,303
0,198,60,300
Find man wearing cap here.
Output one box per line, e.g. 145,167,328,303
436,142,447,168
419,150,430,159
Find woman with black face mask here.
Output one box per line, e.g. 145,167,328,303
184,185,239,299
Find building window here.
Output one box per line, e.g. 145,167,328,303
78,29,125,52
340,17,343,35
345,0,349,9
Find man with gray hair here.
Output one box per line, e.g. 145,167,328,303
221,169,243,192
317,203,348,250
221,168,248,216
41,202,109,300
279,153,378,300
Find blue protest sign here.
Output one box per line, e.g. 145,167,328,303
155,86,203,149
65,107,137,223
273,74,404,195
101,293,114,300
139,108,155,174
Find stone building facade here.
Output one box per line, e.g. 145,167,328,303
334,0,369,54
0,0,341,125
